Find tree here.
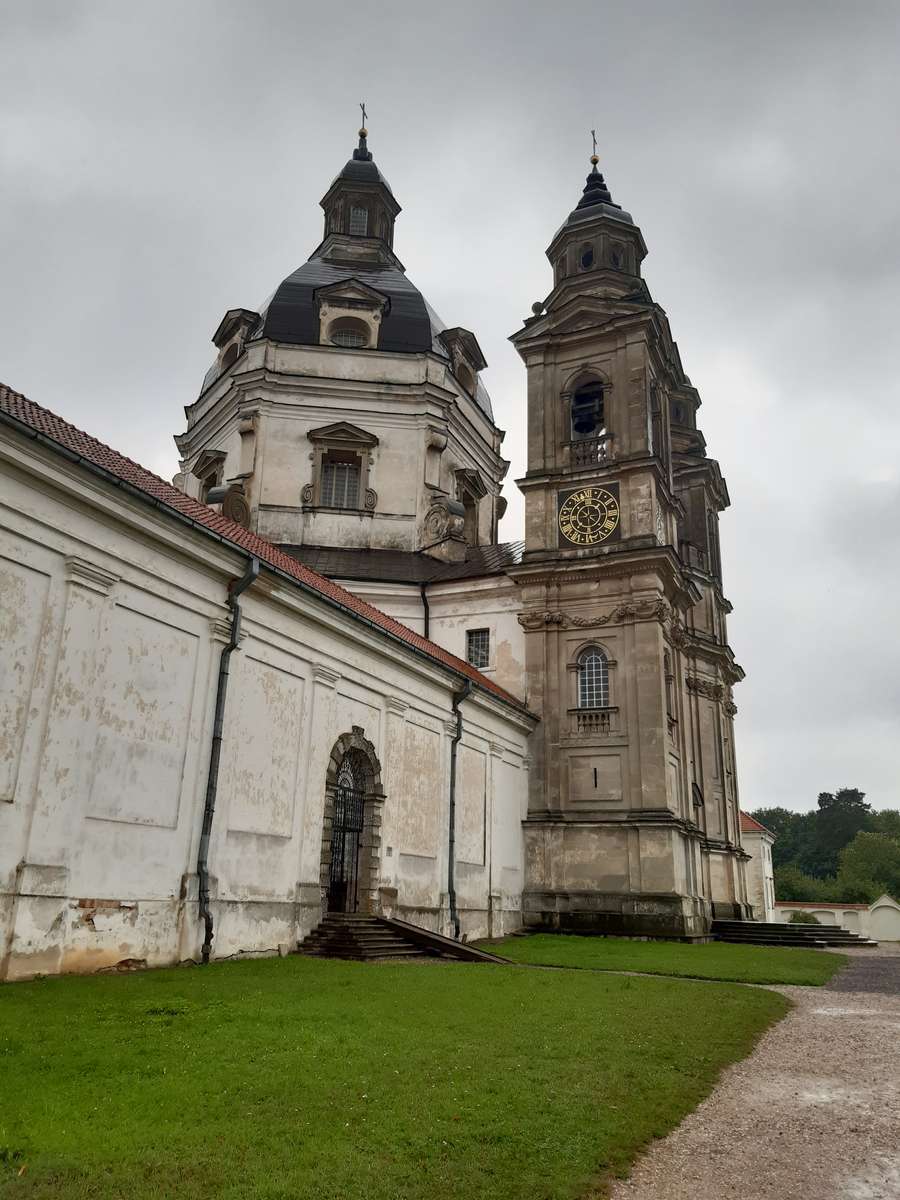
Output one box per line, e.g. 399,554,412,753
837,831,900,902
800,788,872,878
751,807,815,871
870,809,900,840
773,864,839,903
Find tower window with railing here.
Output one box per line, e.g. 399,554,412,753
571,385,605,439
578,646,609,708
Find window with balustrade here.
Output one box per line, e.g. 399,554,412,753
578,646,609,709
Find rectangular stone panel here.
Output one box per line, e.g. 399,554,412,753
456,745,486,866
87,605,199,828
222,654,305,838
569,751,623,803
0,556,51,802
398,721,442,857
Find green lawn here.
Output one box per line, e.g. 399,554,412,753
476,934,846,986
0,956,787,1200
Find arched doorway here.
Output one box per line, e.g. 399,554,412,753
328,751,367,912
321,727,385,914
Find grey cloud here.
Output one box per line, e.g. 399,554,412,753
1,0,897,808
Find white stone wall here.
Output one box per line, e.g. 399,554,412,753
774,896,900,941
741,830,776,921
0,425,533,981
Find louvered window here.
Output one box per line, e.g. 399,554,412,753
578,647,609,708
320,457,360,509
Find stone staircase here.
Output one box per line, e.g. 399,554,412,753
713,918,878,949
299,914,427,960
298,913,511,963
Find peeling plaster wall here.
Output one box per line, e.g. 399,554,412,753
333,576,527,703
0,427,533,980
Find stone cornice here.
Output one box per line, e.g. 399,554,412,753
65,556,118,595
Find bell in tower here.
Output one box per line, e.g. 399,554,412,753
509,143,750,939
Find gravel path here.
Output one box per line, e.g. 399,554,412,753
606,951,900,1200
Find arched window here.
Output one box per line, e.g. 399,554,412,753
580,244,594,270
328,316,370,349
571,383,605,440
349,206,368,236
578,646,609,709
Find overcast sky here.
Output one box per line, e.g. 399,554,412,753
2,1,898,813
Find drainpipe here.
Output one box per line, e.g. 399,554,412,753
420,580,430,639
197,555,260,964
447,679,472,940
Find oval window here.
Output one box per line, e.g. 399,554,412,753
580,246,594,270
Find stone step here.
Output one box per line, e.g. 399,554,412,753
297,914,430,962
712,917,878,950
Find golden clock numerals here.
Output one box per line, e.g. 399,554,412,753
558,487,620,546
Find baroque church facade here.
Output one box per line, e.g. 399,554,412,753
0,127,749,980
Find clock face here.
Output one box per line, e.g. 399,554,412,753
558,484,621,547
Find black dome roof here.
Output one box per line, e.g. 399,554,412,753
196,257,494,420
328,154,396,198
261,258,433,355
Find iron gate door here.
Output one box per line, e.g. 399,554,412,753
328,758,365,912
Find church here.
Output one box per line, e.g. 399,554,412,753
0,125,750,981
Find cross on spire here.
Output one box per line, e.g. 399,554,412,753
360,101,368,131
591,129,597,156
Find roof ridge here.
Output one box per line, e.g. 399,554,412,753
0,381,530,714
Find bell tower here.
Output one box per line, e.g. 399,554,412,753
510,148,749,938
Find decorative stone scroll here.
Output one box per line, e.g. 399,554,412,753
517,597,668,631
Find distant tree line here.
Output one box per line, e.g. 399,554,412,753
750,789,900,904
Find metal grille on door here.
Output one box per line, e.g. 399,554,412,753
328,753,366,912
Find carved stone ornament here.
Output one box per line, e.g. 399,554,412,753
364,488,377,511
723,700,738,717
423,498,465,543
517,597,668,631
424,502,450,542
685,674,725,701
668,619,688,648
221,486,251,529
301,483,314,505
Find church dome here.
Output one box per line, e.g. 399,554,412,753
199,128,496,422
253,262,493,420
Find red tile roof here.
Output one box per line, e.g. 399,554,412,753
774,901,868,909
740,812,775,836
0,382,531,714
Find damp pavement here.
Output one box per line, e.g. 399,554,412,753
606,947,900,1200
